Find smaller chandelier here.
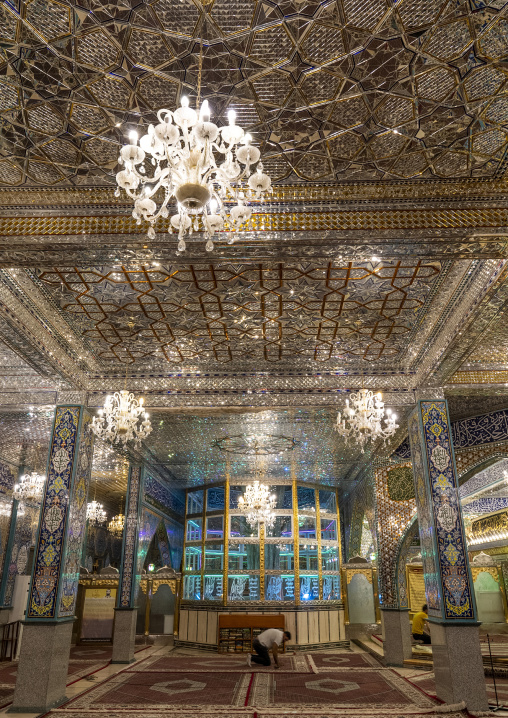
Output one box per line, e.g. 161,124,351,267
238,481,276,529
13,472,46,503
335,389,398,453
87,500,107,525
108,513,125,537
91,390,152,448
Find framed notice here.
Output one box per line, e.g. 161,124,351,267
406,565,426,613
81,587,117,641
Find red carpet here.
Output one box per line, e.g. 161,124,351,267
247,670,434,708
63,671,251,709
308,653,378,671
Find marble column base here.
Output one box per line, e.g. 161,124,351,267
380,609,412,666
9,620,73,713
430,622,488,711
112,608,137,664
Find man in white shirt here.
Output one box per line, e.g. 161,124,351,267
247,628,291,668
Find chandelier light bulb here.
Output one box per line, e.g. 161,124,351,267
116,92,271,253
335,388,398,453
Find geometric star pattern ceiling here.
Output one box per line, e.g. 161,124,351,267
0,0,507,188
35,259,441,369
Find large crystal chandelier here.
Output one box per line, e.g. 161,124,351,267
87,500,107,525
108,513,125,537
238,481,276,529
91,390,152,448
116,95,271,253
13,471,46,503
335,389,398,453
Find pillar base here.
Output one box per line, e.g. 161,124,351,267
380,608,412,666
430,622,488,711
112,608,137,664
9,620,73,713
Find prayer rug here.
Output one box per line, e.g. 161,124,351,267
247,669,435,708
125,653,310,673
62,670,251,710
308,653,380,672
0,660,108,686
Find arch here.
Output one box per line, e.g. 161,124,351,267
393,517,419,609
455,443,508,484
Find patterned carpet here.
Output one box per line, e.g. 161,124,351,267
60,653,436,712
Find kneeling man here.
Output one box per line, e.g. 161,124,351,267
247,628,291,668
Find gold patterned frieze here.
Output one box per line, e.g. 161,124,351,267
1,207,508,237
1,180,508,208
345,568,373,584
451,371,508,384
471,566,500,583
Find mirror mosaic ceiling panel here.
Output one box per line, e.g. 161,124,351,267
0,0,506,187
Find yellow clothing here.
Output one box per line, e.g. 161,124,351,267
412,611,428,635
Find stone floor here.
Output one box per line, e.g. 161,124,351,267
0,640,501,718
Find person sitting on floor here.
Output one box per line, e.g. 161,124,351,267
412,603,431,644
247,628,291,669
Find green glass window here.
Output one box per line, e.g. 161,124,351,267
186,517,202,542
298,515,316,539
228,543,259,570
187,490,204,515
319,489,336,514
230,515,258,538
265,543,294,570
183,575,201,600
204,543,223,571
206,515,223,539
299,544,319,570
321,545,340,570
184,546,202,571
266,515,292,538
321,518,337,541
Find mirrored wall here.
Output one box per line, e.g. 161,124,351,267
183,481,342,605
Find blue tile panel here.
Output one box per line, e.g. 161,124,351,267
27,406,86,619
409,400,476,622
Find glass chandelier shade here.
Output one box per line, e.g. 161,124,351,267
86,499,107,525
91,389,152,448
335,388,398,453
238,481,276,528
115,98,272,253
13,471,46,503
108,513,125,537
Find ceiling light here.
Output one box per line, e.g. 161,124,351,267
335,389,398,453
13,472,46,503
91,390,152,448
115,96,271,253
238,481,276,529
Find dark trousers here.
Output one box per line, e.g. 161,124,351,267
251,638,271,665
413,632,431,644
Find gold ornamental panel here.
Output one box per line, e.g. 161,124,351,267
1,208,508,237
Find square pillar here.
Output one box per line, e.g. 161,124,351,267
11,621,73,712
112,464,144,663
112,608,137,663
408,396,488,711
10,406,94,713
381,608,412,666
